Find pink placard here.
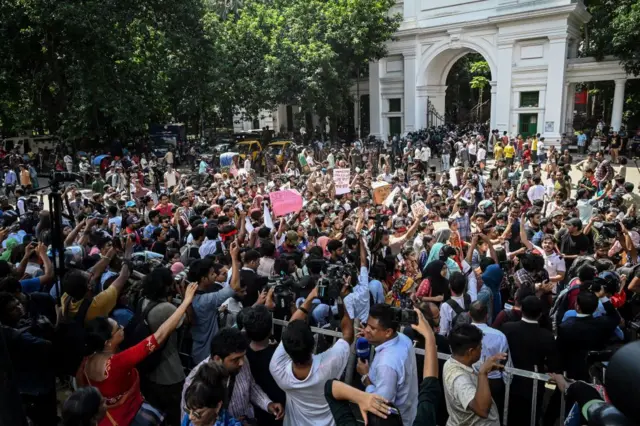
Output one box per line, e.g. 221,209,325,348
269,190,303,217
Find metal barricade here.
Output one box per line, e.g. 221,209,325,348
272,318,566,425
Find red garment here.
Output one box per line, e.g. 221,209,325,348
154,203,175,217
79,335,159,426
611,290,626,309
416,278,432,299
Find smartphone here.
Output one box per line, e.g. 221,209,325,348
392,307,418,325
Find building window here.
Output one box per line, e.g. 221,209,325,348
389,117,402,136
520,91,540,108
389,98,402,112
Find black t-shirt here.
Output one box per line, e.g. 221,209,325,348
246,345,286,426
558,230,590,270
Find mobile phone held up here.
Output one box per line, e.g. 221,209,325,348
391,307,418,325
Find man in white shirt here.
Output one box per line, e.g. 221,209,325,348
527,176,546,203
440,272,477,336
244,156,251,171
164,166,179,190
477,144,487,166
269,286,354,426
536,137,545,163
470,301,510,424
64,154,73,173
377,164,393,183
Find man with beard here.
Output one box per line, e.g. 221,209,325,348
182,328,284,423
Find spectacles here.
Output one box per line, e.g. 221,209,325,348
184,407,204,420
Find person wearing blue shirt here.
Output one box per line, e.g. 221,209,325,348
359,303,419,426
144,210,161,241
0,242,54,294
198,159,208,175
190,242,243,364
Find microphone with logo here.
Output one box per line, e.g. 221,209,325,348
356,337,370,362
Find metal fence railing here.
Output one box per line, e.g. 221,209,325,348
271,318,566,426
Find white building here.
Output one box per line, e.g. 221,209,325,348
237,0,637,143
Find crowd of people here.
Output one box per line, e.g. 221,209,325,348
1,124,639,426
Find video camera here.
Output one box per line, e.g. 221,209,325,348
317,264,345,304
267,274,296,311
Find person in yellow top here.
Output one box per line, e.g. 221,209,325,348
503,142,516,165
531,136,538,162
494,141,504,161
61,254,131,324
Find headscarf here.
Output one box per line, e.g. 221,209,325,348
388,275,415,309
0,238,18,261
423,259,451,297
426,242,461,278
170,262,185,276
482,264,504,322
317,236,330,258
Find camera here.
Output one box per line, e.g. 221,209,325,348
267,275,296,311
601,221,622,239
317,264,345,304
391,307,418,325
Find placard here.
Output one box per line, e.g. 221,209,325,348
411,201,427,217
384,186,400,207
269,189,303,217
432,221,450,232
372,182,391,205
333,168,351,195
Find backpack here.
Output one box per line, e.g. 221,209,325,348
446,294,472,330
55,296,93,376
549,279,581,332
121,299,165,375
180,243,197,266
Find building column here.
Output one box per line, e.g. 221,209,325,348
543,35,568,140
495,41,514,133
490,81,498,131
403,51,417,132
611,79,626,131
564,82,576,133
353,96,360,136
369,60,382,137
416,86,428,129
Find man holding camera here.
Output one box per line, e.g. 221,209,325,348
358,303,419,426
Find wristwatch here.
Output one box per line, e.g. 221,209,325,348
361,374,369,385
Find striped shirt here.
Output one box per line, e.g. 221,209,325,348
182,356,272,420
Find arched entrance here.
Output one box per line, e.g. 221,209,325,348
416,40,497,130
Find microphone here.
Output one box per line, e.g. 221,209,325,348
356,337,370,362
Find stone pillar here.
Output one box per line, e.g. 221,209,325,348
564,83,576,133
369,60,382,137
490,81,498,131
353,96,360,136
543,35,568,139
416,86,428,129
495,40,514,132
403,51,417,132
611,79,626,131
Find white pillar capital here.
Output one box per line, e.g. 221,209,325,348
614,78,627,86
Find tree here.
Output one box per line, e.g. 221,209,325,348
583,0,640,76
236,0,401,140
469,60,490,122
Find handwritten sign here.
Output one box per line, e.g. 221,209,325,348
269,189,303,217
372,182,391,205
433,221,450,232
411,201,427,217
333,168,351,195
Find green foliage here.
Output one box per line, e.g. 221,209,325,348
583,0,640,76
0,0,400,140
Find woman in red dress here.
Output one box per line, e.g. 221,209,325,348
76,284,198,426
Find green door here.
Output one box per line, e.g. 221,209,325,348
389,117,402,137
518,113,538,138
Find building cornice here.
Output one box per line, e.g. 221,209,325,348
393,3,586,40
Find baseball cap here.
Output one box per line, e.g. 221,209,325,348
126,215,140,226
125,200,136,208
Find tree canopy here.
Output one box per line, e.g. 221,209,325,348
0,0,400,141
